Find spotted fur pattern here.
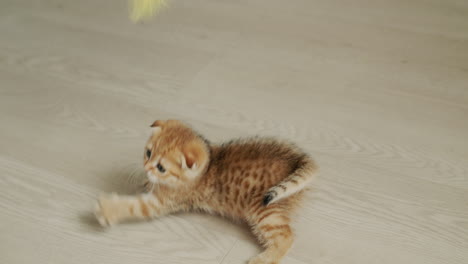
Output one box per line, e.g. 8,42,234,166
95,120,317,264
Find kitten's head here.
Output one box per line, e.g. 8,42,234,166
143,120,210,187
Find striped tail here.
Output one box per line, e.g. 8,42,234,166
263,157,317,206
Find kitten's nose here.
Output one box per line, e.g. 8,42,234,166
144,162,152,171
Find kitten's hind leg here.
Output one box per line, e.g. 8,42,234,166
248,209,294,264
94,192,173,227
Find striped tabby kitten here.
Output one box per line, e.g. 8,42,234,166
95,120,317,264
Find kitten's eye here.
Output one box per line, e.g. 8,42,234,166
156,163,166,173
146,149,151,159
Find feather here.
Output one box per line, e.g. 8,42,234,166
130,0,168,22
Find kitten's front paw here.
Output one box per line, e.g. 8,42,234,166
94,193,120,227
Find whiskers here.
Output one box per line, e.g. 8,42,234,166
126,165,145,186
112,163,147,194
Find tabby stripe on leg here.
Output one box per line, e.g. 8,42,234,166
139,198,150,217
265,230,292,240
257,210,282,223
259,224,290,232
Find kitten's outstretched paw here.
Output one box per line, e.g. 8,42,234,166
94,193,120,227
94,203,110,227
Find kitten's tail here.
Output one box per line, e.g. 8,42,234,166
263,156,317,206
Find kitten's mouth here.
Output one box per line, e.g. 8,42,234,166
147,172,158,183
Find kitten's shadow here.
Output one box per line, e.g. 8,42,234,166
79,212,105,232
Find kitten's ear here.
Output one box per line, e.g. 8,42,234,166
150,120,165,128
150,120,164,133
181,141,208,170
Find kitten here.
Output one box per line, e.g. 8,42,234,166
95,120,317,264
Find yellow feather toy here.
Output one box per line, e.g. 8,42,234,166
130,0,168,22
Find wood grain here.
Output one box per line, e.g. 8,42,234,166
1,0,467,263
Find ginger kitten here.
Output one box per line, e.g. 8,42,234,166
95,120,317,264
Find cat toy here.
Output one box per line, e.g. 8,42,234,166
130,0,168,22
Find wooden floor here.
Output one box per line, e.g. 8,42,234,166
1,0,467,263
